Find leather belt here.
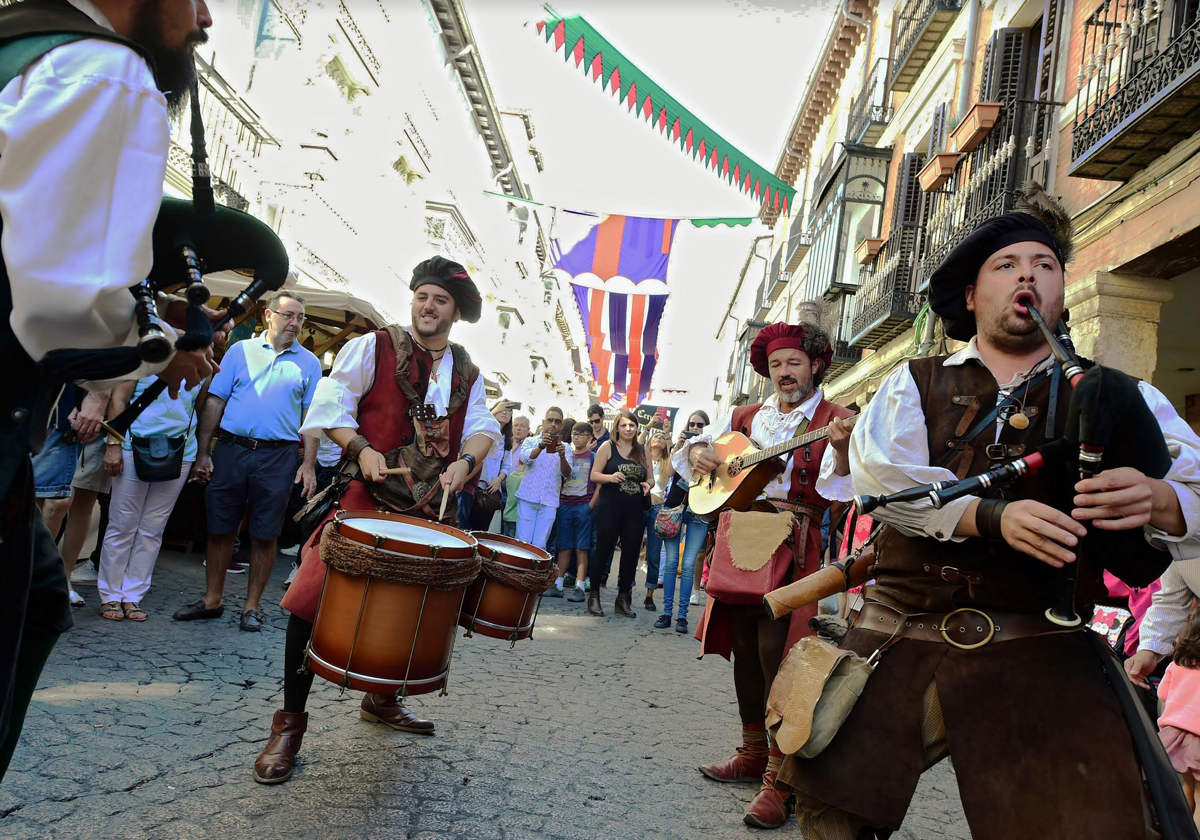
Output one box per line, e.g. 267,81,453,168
218,431,296,451
856,601,1082,651
764,498,822,520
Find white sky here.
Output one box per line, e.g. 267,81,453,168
467,0,833,416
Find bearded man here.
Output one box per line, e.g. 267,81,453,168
0,0,214,781
784,187,1200,839
251,256,501,785
673,319,855,829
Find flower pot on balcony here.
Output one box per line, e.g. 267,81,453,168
918,152,959,192
855,237,884,265
948,101,1003,154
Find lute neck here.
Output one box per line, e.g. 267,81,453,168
741,415,858,467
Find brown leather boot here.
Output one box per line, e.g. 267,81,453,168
252,710,308,784
699,723,769,782
359,693,435,734
587,591,604,616
614,590,636,618
743,767,790,829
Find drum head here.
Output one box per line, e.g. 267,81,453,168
343,516,470,547
335,510,476,558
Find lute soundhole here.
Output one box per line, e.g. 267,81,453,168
727,457,743,478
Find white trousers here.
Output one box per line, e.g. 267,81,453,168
515,499,556,550
98,451,191,603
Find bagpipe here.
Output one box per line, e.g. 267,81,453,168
37,67,288,440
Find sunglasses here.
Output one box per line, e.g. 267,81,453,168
590,418,603,424
688,421,706,428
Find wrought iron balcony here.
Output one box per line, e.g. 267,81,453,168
826,338,864,380
848,59,894,146
890,0,963,92
1070,3,1200,181
767,246,788,301
785,217,813,272
851,225,926,349
754,279,775,321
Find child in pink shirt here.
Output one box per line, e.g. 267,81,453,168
1158,608,1200,829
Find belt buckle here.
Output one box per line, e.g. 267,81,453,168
246,437,259,451
984,443,1008,460
939,607,995,650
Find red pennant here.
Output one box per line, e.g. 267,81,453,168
553,20,565,50
658,108,668,133
684,128,693,155
774,191,781,212
743,171,752,193
710,147,718,169
697,139,706,163
590,52,603,81
642,94,653,121
572,36,585,67
732,163,741,186
782,194,790,215
608,66,620,96
764,185,771,206
626,82,638,111
754,178,761,200
536,20,546,35
671,118,681,141
722,156,729,179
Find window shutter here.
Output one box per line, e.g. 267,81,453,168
982,28,1030,105
891,152,927,229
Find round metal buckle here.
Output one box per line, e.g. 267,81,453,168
940,607,995,650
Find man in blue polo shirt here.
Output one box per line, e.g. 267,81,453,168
174,291,322,632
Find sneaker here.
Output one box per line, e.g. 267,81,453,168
227,561,247,575
283,563,299,588
71,564,98,584
689,591,702,606
675,618,689,634
543,585,564,598
279,545,300,557
567,587,586,603
653,613,671,629
69,589,85,608
584,578,591,592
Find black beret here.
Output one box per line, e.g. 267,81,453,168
410,256,483,324
928,212,1064,341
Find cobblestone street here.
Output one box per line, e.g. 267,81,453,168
1,552,969,839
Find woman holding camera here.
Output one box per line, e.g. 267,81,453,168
587,410,653,617
653,410,711,633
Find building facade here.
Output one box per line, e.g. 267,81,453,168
718,0,1199,433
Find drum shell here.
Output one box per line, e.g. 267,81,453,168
459,534,552,642
309,568,465,696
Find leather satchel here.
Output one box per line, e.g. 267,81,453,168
130,433,185,482
767,635,876,758
704,509,801,605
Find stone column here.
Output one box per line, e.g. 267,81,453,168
1063,271,1175,383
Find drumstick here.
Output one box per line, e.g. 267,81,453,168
438,483,450,521
379,466,411,475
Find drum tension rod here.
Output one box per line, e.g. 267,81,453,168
373,534,385,549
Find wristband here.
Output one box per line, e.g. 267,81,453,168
975,498,1008,540
345,435,372,461
460,452,477,473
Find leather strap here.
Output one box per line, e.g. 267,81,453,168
856,601,1082,648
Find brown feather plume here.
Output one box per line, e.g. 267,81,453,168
1014,180,1075,265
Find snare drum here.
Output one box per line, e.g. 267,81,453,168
459,533,554,644
306,511,479,697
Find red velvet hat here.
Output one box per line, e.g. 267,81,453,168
749,322,833,378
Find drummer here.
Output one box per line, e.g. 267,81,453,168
252,256,501,785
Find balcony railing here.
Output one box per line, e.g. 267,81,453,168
890,0,963,91
1070,2,1200,181
785,212,813,272
826,337,864,380
767,247,787,300
848,59,893,146
851,225,926,348
813,143,844,202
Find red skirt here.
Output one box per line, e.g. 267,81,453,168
1160,725,1200,776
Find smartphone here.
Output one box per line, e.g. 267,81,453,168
545,433,561,453
683,430,699,439
655,407,669,422
508,401,522,409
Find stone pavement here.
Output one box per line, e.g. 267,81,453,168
0,551,969,839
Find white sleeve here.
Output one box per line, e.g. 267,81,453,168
1137,562,1196,656
1138,382,1200,558
851,364,973,541
1,42,174,370
461,374,501,458
299,333,376,435
670,414,733,484
816,444,855,503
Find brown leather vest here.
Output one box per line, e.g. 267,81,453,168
868,356,1105,615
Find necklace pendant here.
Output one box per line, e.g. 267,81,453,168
1008,411,1030,430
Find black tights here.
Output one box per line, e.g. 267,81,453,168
589,498,645,593
283,614,316,713
729,603,790,725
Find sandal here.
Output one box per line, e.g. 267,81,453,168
100,601,124,621
123,603,147,622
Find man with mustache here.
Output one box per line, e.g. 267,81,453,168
0,0,213,780
251,256,500,785
174,291,322,632
673,317,855,828
783,186,1200,839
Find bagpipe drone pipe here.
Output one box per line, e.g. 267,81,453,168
37,67,288,437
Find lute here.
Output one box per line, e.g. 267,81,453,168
688,415,858,517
